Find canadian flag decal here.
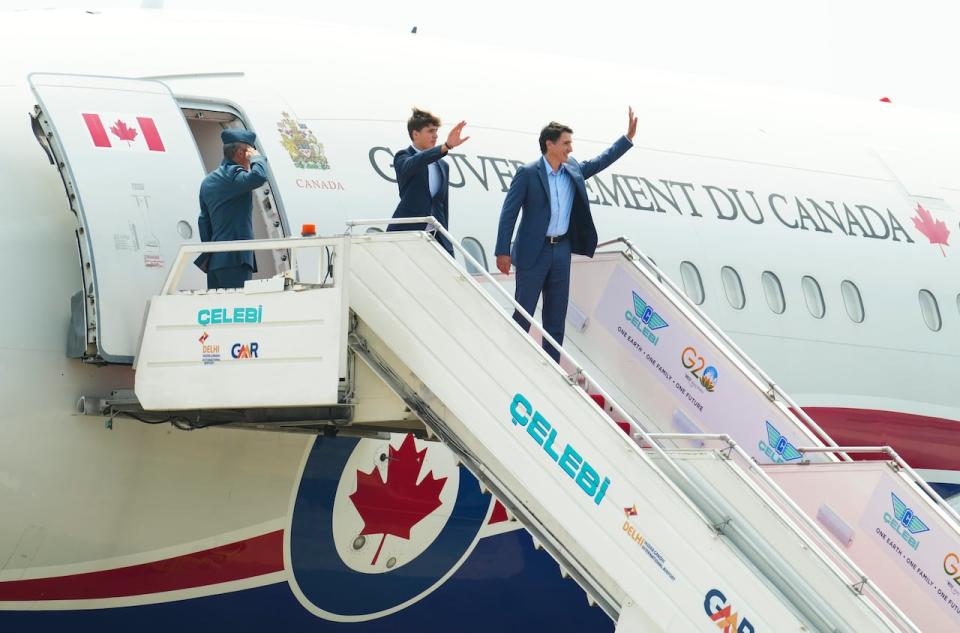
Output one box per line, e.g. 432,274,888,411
81,113,165,152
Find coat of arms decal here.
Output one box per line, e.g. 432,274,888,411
277,111,330,170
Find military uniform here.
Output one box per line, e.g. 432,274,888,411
194,129,269,289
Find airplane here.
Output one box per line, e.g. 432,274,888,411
0,7,957,631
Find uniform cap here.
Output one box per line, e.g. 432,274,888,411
221,128,257,146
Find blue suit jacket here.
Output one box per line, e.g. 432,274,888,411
194,156,269,272
387,145,453,254
495,136,633,270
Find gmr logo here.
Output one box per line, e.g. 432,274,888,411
704,589,755,633
231,342,259,359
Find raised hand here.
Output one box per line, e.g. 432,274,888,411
446,120,470,149
626,106,638,141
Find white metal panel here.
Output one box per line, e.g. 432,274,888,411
768,462,960,633
135,286,341,409
562,252,830,466
29,73,206,362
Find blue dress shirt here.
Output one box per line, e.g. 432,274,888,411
542,156,574,237
415,146,442,198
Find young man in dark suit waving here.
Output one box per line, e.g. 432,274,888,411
496,108,638,362
387,108,469,255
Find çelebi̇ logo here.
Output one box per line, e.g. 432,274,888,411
625,291,668,345
196,305,263,326
758,421,802,464
704,589,756,633
231,342,259,359
884,492,930,551
509,393,611,505
680,346,719,392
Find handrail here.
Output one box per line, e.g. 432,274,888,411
672,434,920,632
599,235,960,536
596,236,849,460
798,446,960,527
161,234,345,295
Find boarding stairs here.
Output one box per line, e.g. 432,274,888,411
131,219,936,632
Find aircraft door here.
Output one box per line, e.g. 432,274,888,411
29,73,206,363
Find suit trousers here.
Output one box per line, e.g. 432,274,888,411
207,264,253,290
512,239,571,363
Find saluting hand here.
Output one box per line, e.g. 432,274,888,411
626,106,638,141
445,121,470,150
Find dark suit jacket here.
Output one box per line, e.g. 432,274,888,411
194,156,268,272
495,136,633,270
386,145,453,254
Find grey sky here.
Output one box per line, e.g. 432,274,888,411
4,0,959,112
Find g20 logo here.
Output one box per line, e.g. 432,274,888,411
681,346,719,392
944,552,960,588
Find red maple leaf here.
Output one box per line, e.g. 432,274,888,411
911,203,950,256
110,119,138,145
349,434,447,565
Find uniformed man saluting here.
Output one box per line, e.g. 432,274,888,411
194,129,268,289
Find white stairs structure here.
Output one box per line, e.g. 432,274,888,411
131,220,958,632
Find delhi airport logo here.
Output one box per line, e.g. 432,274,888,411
884,492,930,551
625,291,669,346
278,111,330,170
758,421,802,464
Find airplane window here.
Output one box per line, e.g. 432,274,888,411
841,280,865,323
918,289,942,332
801,276,825,319
761,271,785,314
365,227,384,233
680,261,705,305
721,266,745,310
461,237,488,274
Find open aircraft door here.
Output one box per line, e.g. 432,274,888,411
30,73,206,363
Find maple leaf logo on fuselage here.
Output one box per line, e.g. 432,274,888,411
110,119,138,146
911,203,950,256
348,434,448,566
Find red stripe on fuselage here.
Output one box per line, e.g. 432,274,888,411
803,407,960,471
0,530,283,601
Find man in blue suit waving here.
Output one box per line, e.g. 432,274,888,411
387,108,469,255
496,108,638,362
